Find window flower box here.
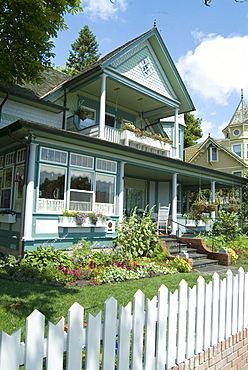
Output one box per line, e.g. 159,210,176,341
58,212,109,228
0,213,16,223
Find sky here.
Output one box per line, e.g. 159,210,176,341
52,0,248,142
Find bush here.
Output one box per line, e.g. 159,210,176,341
168,256,192,273
22,246,73,270
210,210,241,241
114,206,162,258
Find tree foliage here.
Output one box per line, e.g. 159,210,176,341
0,0,82,86
184,112,203,148
62,25,101,75
204,0,247,5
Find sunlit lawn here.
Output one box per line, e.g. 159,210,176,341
0,272,214,337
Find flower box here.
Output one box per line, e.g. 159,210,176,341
0,214,16,223
58,216,107,228
120,130,172,153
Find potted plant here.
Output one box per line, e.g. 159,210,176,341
192,199,206,213
205,201,219,212
75,107,90,121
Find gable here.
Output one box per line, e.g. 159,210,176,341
111,40,177,102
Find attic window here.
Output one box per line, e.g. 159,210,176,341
208,146,218,162
139,57,155,77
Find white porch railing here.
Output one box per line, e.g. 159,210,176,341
1,268,248,370
38,199,65,212
80,124,172,156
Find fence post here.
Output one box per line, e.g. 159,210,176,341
0,329,21,370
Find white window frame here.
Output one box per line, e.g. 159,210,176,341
232,143,242,157
95,172,116,215
139,56,155,78
40,147,68,165
208,146,218,162
37,164,66,213
68,168,94,212
70,153,94,169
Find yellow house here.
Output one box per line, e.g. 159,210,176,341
185,95,248,177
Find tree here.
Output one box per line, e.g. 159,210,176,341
62,26,101,75
184,112,203,148
204,0,247,5
0,0,82,86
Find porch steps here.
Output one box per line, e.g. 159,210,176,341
159,235,219,269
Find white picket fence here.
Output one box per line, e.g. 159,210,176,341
1,268,248,370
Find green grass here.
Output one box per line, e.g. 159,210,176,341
0,273,213,337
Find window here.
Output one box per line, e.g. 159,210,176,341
40,147,67,164
0,156,4,168
96,158,117,173
70,153,93,169
17,149,26,163
38,164,66,212
207,146,218,162
78,107,95,129
14,165,25,211
95,173,115,214
234,129,240,136
0,168,13,209
232,144,241,157
69,169,94,212
139,57,155,77
5,152,15,166
233,171,242,176
105,114,115,128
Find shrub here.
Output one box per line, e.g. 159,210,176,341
168,256,192,273
210,210,241,241
114,206,162,258
22,246,73,270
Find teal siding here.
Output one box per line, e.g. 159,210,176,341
114,43,175,100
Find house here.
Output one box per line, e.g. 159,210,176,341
0,27,247,257
185,94,248,177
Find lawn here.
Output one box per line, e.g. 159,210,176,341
0,272,213,337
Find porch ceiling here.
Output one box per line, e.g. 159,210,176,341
76,75,179,120
124,164,237,189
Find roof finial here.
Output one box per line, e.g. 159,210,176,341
241,88,244,100
153,19,157,28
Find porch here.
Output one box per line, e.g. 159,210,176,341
77,124,173,157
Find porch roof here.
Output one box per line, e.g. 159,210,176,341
1,119,247,190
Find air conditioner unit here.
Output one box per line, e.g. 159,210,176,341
106,220,115,233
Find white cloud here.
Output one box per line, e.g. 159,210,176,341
177,34,248,105
81,0,128,21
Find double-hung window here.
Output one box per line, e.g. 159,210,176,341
207,146,218,162
69,169,94,212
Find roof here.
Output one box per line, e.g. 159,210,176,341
185,136,248,166
1,119,247,189
223,97,248,132
0,68,69,100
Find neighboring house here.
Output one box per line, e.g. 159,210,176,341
185,94,248,177
0,27,247,256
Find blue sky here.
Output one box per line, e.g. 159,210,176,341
52,0,248,142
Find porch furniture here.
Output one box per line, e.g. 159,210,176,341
157,203,170,234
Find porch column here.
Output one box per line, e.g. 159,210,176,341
118,161,125,223
99,73,107,140
23,142,37,240
211,180,216,219
172,172,178,235
174,108,179,159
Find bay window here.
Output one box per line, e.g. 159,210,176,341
38,164,66,212
69,169,94,211
95,173,115,214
